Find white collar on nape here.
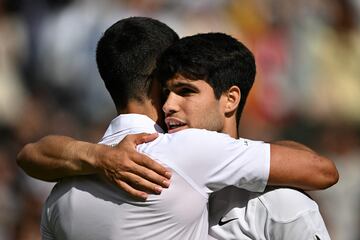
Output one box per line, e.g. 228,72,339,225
102,114,164,140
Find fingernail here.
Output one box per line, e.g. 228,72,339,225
141,192,148,200
155,186,163,193
165,171,172,179
163,180,170,187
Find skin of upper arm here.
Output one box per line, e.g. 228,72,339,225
268,144,339,190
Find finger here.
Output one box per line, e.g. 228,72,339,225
121,172,165,194
116,133,158,149
131,151,172,179
131,164,171,188
114,179,148,200
133,132,159,145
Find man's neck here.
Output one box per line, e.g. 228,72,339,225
117,100,161,127
222,118,239,139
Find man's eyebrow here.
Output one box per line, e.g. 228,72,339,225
168,81,198,89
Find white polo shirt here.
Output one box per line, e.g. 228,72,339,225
41,114,270,240
209,187,331,240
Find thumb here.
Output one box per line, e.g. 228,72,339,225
134,132,159,145
118,133,159,148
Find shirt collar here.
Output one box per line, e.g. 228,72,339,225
102,114,164,140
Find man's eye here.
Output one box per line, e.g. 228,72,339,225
177,88,195,96
162,88,170,97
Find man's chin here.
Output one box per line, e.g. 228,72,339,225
167,126,188,134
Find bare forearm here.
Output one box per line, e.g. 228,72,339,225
17,135,98,181
268,141,339,190
16,133,171,199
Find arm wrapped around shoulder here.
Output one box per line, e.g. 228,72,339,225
268,141,339,190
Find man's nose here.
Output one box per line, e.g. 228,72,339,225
162,92,179,116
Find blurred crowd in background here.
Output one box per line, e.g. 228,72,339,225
1,0,360,239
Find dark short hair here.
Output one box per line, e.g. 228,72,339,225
158,32,256,123
96,17,179,110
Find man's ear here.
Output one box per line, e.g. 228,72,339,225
224,86,241,116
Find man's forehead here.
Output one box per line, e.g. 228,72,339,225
166,74,203,88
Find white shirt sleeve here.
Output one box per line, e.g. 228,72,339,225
258,188,331,240
209,208,331,240
149,129,270,195
267,210,331,240
40,203,56,240
209,188,331,240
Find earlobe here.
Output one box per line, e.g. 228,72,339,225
225,86,241,114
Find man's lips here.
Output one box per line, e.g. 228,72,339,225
165,117,187,133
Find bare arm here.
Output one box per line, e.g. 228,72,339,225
268,140,339,190
17,135,98,181
17,134,171,199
